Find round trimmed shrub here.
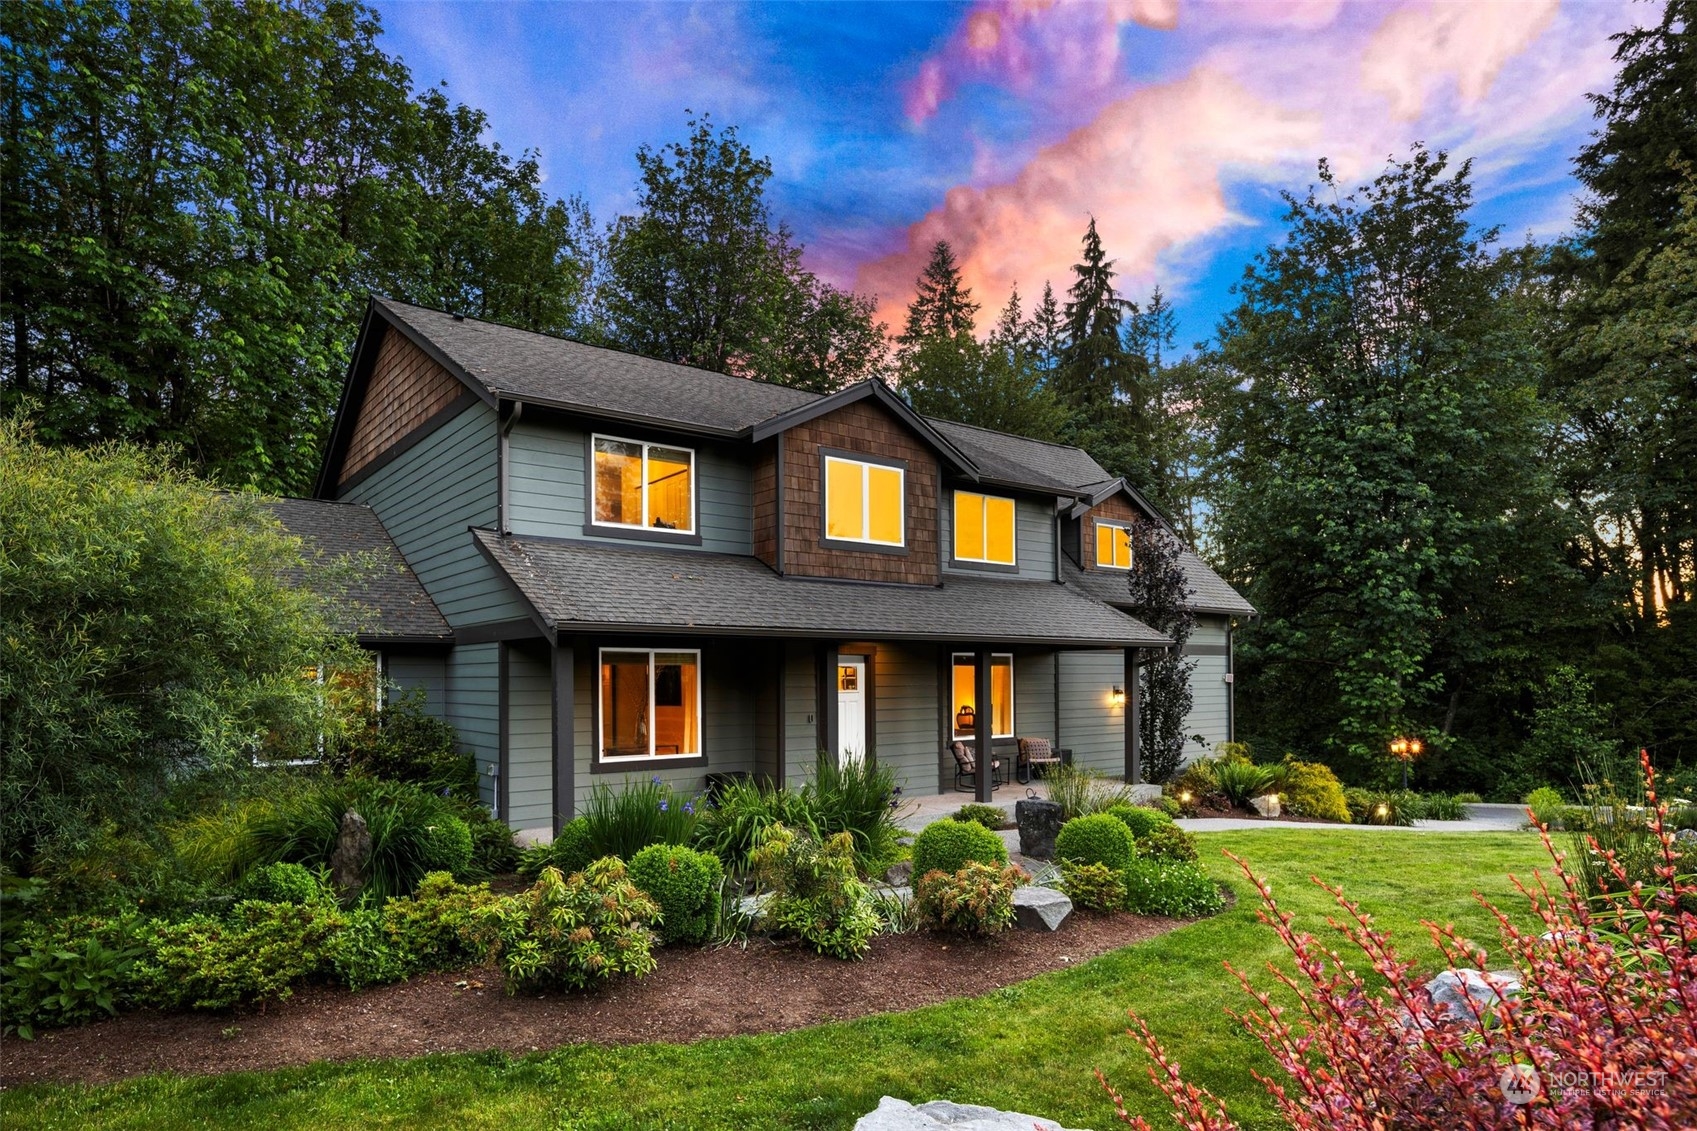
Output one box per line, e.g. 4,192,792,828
629,843,724,945
420,815,473,876
235,861,321,905
911,819,1007,880
1105,803,1174,839
1054,813,1136,871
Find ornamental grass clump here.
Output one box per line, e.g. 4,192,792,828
579,777,699,863
749,824,879,960
692,777,820,875
1046,763,1134,821
480,860,659,993
804,752,903,876
914,861,1028,937
1100,748,1697,1130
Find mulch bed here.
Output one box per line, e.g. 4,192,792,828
1,911,1181,1089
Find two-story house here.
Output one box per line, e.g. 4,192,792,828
282,298,1253,843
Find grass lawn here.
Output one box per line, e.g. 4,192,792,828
1,830,1554,1130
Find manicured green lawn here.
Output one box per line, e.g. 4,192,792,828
2,831,1553,1131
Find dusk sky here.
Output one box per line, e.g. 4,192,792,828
370,0,1645,349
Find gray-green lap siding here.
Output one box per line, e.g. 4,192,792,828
384,653,446,712
507,421,753,554
340,401,527,628
866,643,939,798
939,494,1056,580
1057,650,1128,777
504,642,555,840
446,642,501,811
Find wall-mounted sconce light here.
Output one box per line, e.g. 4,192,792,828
1110,684,1125,708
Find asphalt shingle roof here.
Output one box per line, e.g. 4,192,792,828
925,418,1113,492
267,498,451,641
377,298,818,435
1063,555,1256,618
473,531,1169,648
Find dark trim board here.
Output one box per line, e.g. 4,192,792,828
1180,644,1229,657
331,388,482,498
497,644,511,825
552,641,575,831
455,618,547,646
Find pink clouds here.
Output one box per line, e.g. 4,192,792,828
863,68,1321,327
902,0,1177,125
1361,0,1559,120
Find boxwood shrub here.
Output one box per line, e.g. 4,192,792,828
1104,803,1174,839
1054,813,1136,871
911,819,1007,880
630,843,724,945
234,861,322,905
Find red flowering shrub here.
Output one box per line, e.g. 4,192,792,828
1101,749,1697,1129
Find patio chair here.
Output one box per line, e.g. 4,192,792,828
950,740,1002,793
1017,737,1062,784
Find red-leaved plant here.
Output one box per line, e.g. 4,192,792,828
1101,749,1697,1129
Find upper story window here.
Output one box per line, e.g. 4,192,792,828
954,491,1016,566
1095,520,1133,570
592,435,695,534
824,454,904,547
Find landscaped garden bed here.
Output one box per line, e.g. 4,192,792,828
0,908,1181,1088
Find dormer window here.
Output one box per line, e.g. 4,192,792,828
954,491,1016,566
823,453,904,548
1095,520,1133,569
592,435,695,534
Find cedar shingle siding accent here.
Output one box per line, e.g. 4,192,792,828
340,328,466,486
753,439,778,569
1082,494,1140,570
779,400,940,584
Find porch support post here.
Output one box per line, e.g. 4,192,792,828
975,647,994,803
1125,647,1142,784
817,644,839,762
552,640,575,833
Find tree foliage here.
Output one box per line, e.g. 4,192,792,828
0,420,352,867
1124,520,1198,784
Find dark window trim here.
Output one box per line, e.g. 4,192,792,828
950,651,1016,740
1092,517,1134,572
585,431,700,542
817,446,909,554
590,642,710,772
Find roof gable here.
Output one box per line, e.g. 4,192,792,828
750,379,979,479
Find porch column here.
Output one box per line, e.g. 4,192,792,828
552,640,575,833
975,647,995,803
817,644,839,761
1125,647,1142,784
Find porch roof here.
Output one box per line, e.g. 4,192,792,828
472,530,1170,649
1062,556,1257,618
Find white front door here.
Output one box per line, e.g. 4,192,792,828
837,660,866,767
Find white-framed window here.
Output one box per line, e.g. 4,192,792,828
598,647,703,762
824,455,904,547
954,490,1017,565
951,653,1014,739
591,434,696,534
1095,520,1133,570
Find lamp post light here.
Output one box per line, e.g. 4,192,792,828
1389,736,1424,791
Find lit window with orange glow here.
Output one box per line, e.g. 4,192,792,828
1095,521,1132,570
824,455,904,547
954,491,1016,565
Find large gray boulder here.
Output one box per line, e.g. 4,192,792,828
1250,793,1281,818
1016,799,1064,860
1012,886,1072,931
329,809,371,902
1423,968,1521,1025
854,1096,1090,1131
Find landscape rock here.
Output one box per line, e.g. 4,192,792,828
1675,828,1697,845
1016,799,1064,860
1250,793,1281,819
329,809,371,901
1424,968,1521,1025
885,860,914,885
854,1096,1090,1130
1012,885,1073,931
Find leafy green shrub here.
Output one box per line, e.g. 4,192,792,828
1136,825,1199,864
805,753,902,875
1122,858,1224,917
480,861,659,992
1154,795,1182,818
520,818,597,880
1166,760,1224,812
1215,742,1253,764
750,825,879,960
1562,805,1595,832
328,687,478,800
1524,786,1566,829
579,778,699,864
1214,760,1283,807
1,914,144,1038
236,777,479,901
1104,803,1173,839
136,898,347,1010
630,844,724,946
1060,861,1127,911
1277,760,1351,823
1344,787,1417,826
913,862,1027,936
1409,792,1467,821
1045,763,1132,821
1453,791,1483,804
331,872,500,990
910,819,1007,880
331,908,412,991
235,862,322,905
1054,813,1136,871
454,800,518,877
693,778,820,875
952,803,1007,830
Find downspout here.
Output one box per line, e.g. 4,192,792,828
1225,618,1237,744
